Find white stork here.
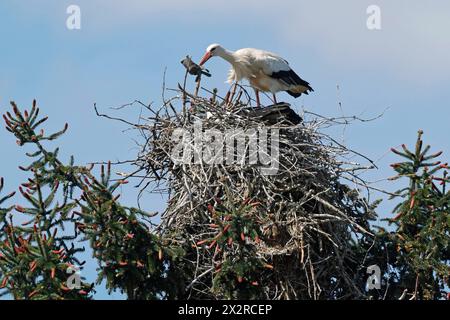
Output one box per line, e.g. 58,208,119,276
199,44,313,107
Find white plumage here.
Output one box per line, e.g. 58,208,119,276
199,44,313,106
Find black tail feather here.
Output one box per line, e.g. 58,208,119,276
286,90,302,98
286,85,314,98
271,69,313,98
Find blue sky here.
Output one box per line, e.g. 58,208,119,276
1,1,449,299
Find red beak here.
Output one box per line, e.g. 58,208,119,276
199,52,212,66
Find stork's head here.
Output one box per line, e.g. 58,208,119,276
199,43,224,66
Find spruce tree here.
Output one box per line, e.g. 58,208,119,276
371,130,449,299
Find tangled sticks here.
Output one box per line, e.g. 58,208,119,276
101,77,378,299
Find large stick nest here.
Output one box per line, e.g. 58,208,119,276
115,82,377,299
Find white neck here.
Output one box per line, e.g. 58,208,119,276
218,48,237,65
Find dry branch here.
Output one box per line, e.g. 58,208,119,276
97,81,378,299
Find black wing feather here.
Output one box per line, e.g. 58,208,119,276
270,69,313,90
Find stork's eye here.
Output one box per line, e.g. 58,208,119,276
210,47,216,52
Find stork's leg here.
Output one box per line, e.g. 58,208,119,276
272,93,278,105
254,89,261,107
229,82,238,105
